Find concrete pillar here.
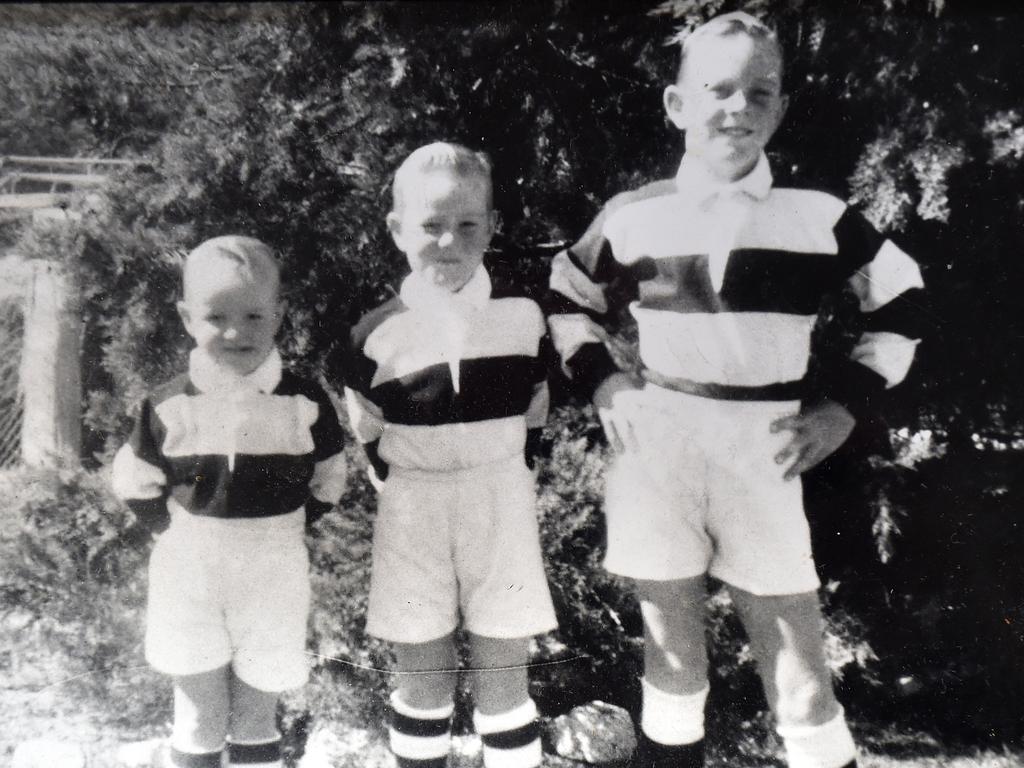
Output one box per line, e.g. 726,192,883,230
20,256,81,469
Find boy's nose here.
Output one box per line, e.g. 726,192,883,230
723,90,748,113
437,231,455,248
223,327,239,340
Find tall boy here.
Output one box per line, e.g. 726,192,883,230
547,13,924,768
342,142,556,768
112,236,348,768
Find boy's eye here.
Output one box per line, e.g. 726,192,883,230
247,313,263,321
422,223,443,235
206,314,225,322
459,221,479,230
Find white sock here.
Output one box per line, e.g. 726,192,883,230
640,677,709,745
777,706,857,768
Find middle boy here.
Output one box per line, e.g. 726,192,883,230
343,142,556,768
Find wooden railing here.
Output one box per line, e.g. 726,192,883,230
0,155,149,210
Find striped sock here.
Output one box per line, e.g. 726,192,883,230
777,707,857,768
168,746,224,768
473,699,542,768
227,737,283,768
388,691,454,768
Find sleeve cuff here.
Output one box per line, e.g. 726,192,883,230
525,427,543,470
128,497,170,534
566,343,621,402
305,498,334,529
365,439,389,483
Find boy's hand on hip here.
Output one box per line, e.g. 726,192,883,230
593,372,643,454
770,400,855,480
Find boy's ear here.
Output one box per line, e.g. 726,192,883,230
273,299,287,335
663,84,689,131
176,300,194,336
386,211,403,246
488,209,499,236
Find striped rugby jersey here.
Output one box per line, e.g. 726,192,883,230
111,349,347,532
342,267,549,478
547,153,925,416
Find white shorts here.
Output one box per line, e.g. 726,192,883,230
145,504,310,692
366,457,557,643
603,385,820,596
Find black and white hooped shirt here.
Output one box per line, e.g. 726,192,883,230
547,153,926,416
111,349,347,532
342,267,549,479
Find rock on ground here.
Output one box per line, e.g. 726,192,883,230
548,701,636,765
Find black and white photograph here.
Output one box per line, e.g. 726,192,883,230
0,2,1021,767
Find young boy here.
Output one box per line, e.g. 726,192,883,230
547,13,924,768
342,142,556,768
111,236,348,768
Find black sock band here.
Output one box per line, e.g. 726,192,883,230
169,746,224,768
227,738,281,764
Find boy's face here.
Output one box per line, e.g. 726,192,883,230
177,260,284,376
388,169,497,292
664,33,788,182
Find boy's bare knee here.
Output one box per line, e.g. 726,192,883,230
394,635,459,710
467,633,531,715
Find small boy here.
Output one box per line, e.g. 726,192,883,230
111,236,347,768
546,13,924,768
342,142,556,768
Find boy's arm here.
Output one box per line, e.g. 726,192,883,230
524,318,553,470
110,397,171,534
340,325,390,488
773,207,926,478
830,207,926,420
545,197,635,401
306,385,348,527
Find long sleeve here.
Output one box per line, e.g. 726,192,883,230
546,191,647,400
306,385,348,526
826,207,926,420
342,320,391,486
110,397,171,533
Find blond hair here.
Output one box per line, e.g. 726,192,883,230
391,141,493,211
676,11,784,83
182,235,280,297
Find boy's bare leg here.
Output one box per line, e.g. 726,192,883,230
631,577,709,767
636,577,709,694
468,633,542,768
227,673,279,740
728,589,837,725
225,671,282,766
394,633,459,708
466,633,530,713
171,666,230,761
730,588,857,767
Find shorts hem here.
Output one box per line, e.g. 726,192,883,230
145,653,231,679
709,566,820,596
365,622,460,645
462,620,558,640
603,557,708,583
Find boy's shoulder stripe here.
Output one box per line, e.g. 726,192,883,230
275,369,329,401
150,372,191,405
604,178,677,216
350,294,406,348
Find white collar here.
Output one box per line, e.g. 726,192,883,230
399,265,491,313
188,347,282,394
674,152,773,206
